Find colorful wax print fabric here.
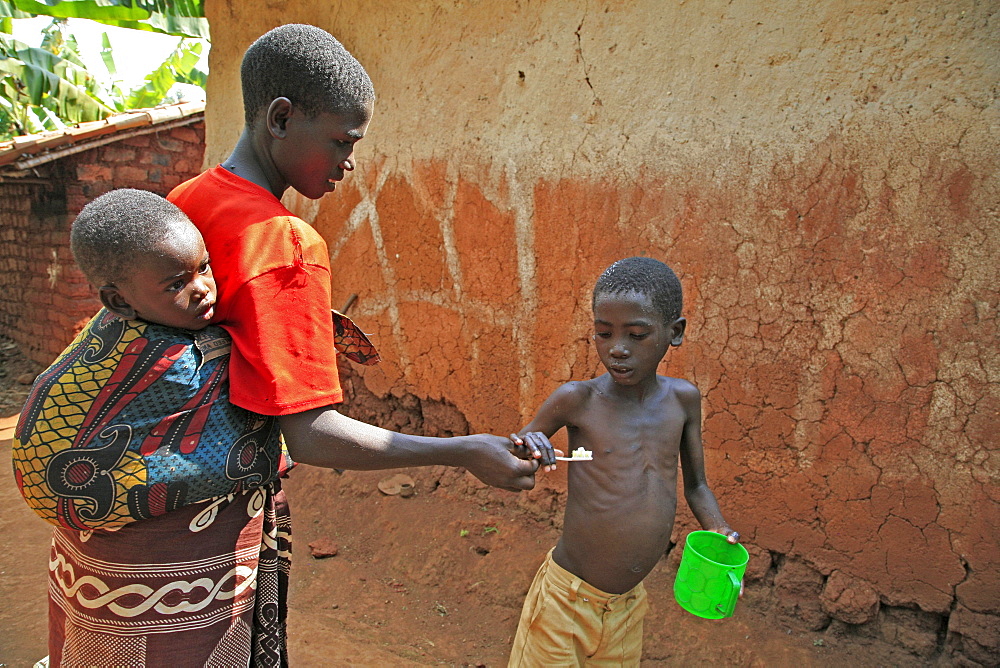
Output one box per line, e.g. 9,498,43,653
12,309,288,530
332,309,380,365
47,484,292,667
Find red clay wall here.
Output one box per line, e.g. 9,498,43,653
0,120,205,365
205,1,997,661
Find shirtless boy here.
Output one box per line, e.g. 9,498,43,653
507,256,738,666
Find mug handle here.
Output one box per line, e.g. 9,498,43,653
716,571,742,617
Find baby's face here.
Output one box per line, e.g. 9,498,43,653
115,224,217,330
592,290,673,386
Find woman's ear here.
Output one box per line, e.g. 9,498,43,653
669,317,687,347
99,285,136,320
266,97,294,139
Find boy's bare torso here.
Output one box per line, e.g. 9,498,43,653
552,373,695,595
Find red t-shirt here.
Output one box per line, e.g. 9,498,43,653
168,166,343,415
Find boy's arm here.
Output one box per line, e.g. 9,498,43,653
677,381,739,543
509,382,584,471
279,407,540,492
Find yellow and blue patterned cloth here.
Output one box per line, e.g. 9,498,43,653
12,309,288,530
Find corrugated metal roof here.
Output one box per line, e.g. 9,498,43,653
0,101,205,173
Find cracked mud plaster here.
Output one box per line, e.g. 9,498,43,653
313,130,997,626
195,0,1000,658
654,138,996,619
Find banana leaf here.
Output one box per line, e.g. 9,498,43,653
0,1,34,19
7,0,205,19
0,33,112,123
3,1,208,39
125,38,202,108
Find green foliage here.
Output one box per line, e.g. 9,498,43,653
0,29,112,136
1,0,208,39
99,35,205,111
0,2,32,21
0,17,207,139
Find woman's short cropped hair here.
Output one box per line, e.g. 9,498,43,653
241,23,375,125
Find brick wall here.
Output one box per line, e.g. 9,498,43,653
0,119,205,366
0,182,41,351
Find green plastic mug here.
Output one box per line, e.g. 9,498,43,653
673,530,749,619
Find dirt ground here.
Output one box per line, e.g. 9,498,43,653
0,339,923,667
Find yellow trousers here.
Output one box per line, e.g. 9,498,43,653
509,549,649,667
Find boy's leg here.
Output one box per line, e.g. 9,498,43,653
587,582,649,666
508,554,548,666
508,549,608,667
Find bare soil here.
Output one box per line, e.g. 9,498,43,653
0,338,921,667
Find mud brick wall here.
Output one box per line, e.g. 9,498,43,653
0,120,204,366
206,2,996,661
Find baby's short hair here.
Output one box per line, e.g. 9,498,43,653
71,189,191,286
241,23,375,125
593,256,683,324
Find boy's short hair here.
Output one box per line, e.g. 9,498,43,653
241,23,375,125
593,256,683,324
71,189,191,286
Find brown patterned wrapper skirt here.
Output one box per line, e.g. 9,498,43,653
46,482,291,668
